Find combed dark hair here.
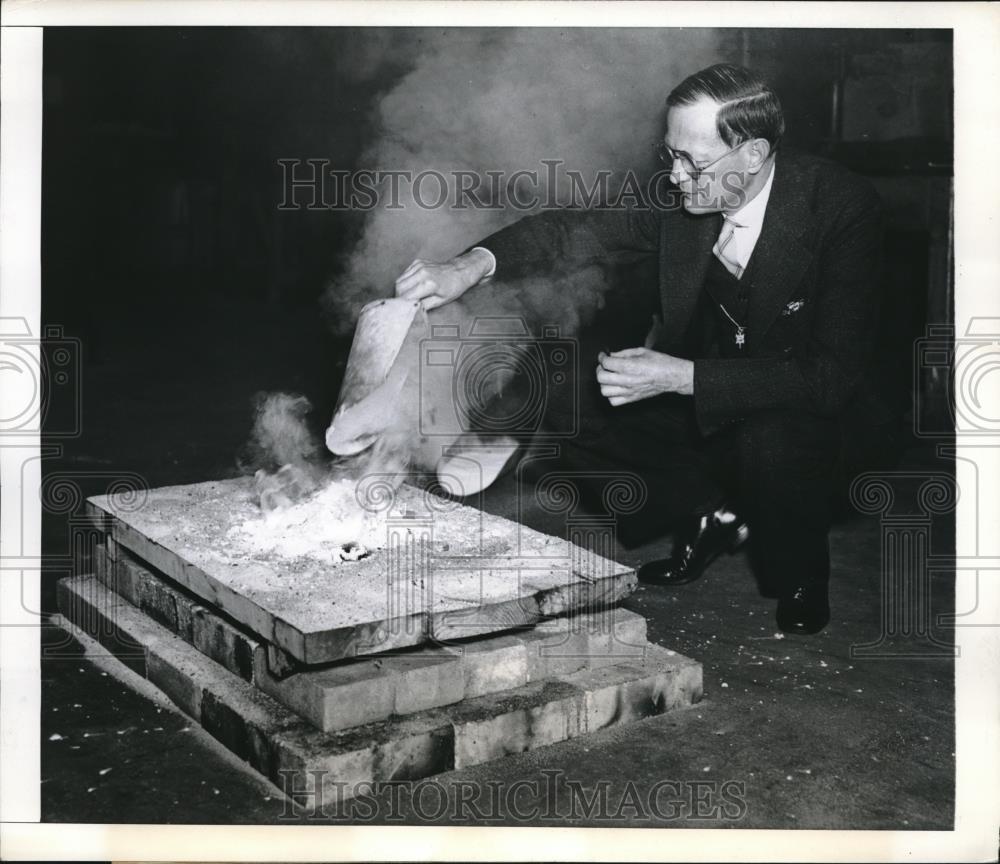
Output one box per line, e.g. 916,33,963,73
666,63,785,151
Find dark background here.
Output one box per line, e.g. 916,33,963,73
40,27,953,607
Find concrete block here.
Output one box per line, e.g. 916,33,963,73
112,547,263,683
83,498,111,533
371,720,454,782
123,555,180,633
271,727,377,810
379,650,464,715
449,634,528,698
271,710,454,808
656,655,704,708
523,619,593,679
583,609,650,670
107,550,138,604
201,690,285,779
174,595,197,644
93,542,109,584
562,647,704,734
146,651,204,719
192,605,260,683
87,478,636,665
56,575,148,676
257,658,396,734
452,680,583,768
57,575,700,810
522,609,650,679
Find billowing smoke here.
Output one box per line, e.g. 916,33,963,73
238,392,330,510
322,28,727,331
247,30,729,517
243,391,324,471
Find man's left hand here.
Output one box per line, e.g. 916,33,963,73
596,348,694,405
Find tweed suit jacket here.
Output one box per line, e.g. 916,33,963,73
480,149,885,436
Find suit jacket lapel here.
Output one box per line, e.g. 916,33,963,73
659,211,719,349
746,157,815,344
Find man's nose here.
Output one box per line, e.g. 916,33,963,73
668,158,692,186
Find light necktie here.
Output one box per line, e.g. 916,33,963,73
713,216,744,279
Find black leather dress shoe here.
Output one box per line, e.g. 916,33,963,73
775,584,830,635
638,506,749,586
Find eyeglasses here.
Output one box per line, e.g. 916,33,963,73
655,140,747,179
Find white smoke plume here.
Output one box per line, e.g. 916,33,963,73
247,31,731,514
322,28,728,331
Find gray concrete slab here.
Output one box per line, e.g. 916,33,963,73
87,478,636,664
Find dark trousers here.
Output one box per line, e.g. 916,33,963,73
545,394,840,594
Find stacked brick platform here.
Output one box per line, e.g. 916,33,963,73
56,480,702,808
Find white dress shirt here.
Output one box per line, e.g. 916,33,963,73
715,159,776,277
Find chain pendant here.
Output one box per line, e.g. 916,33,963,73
735,328,746,348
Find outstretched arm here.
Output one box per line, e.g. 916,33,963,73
394,205,662,309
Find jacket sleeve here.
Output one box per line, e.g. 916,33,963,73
693,182,884,433
472,205,662,280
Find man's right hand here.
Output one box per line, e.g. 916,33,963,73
394,248,494,310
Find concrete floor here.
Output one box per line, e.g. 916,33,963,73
39,294,956,827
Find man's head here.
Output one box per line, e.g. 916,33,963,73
663,64,784,214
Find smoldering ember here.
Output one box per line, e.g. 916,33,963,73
29,22,971,843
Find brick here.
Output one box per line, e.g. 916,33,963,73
449,634,528,698
522,610,650,679
657,656,704,708
124,556,179,632
56,575,148,676
257,659,396,733
271,729,376,810
562,648,704,734
370,720,454,782
272,710,454,808
93,542,109,584
452,680,583,768
201,690,285,779
108,552,138,604
56,575,700,810
111,547,263,682
192,605,260,683
146,651,204,719
523,618,593,679
174,595,197,644
379,650,464,715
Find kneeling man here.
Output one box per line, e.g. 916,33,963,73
395,64,884,635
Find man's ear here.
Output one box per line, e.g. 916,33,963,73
745,138,772,174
